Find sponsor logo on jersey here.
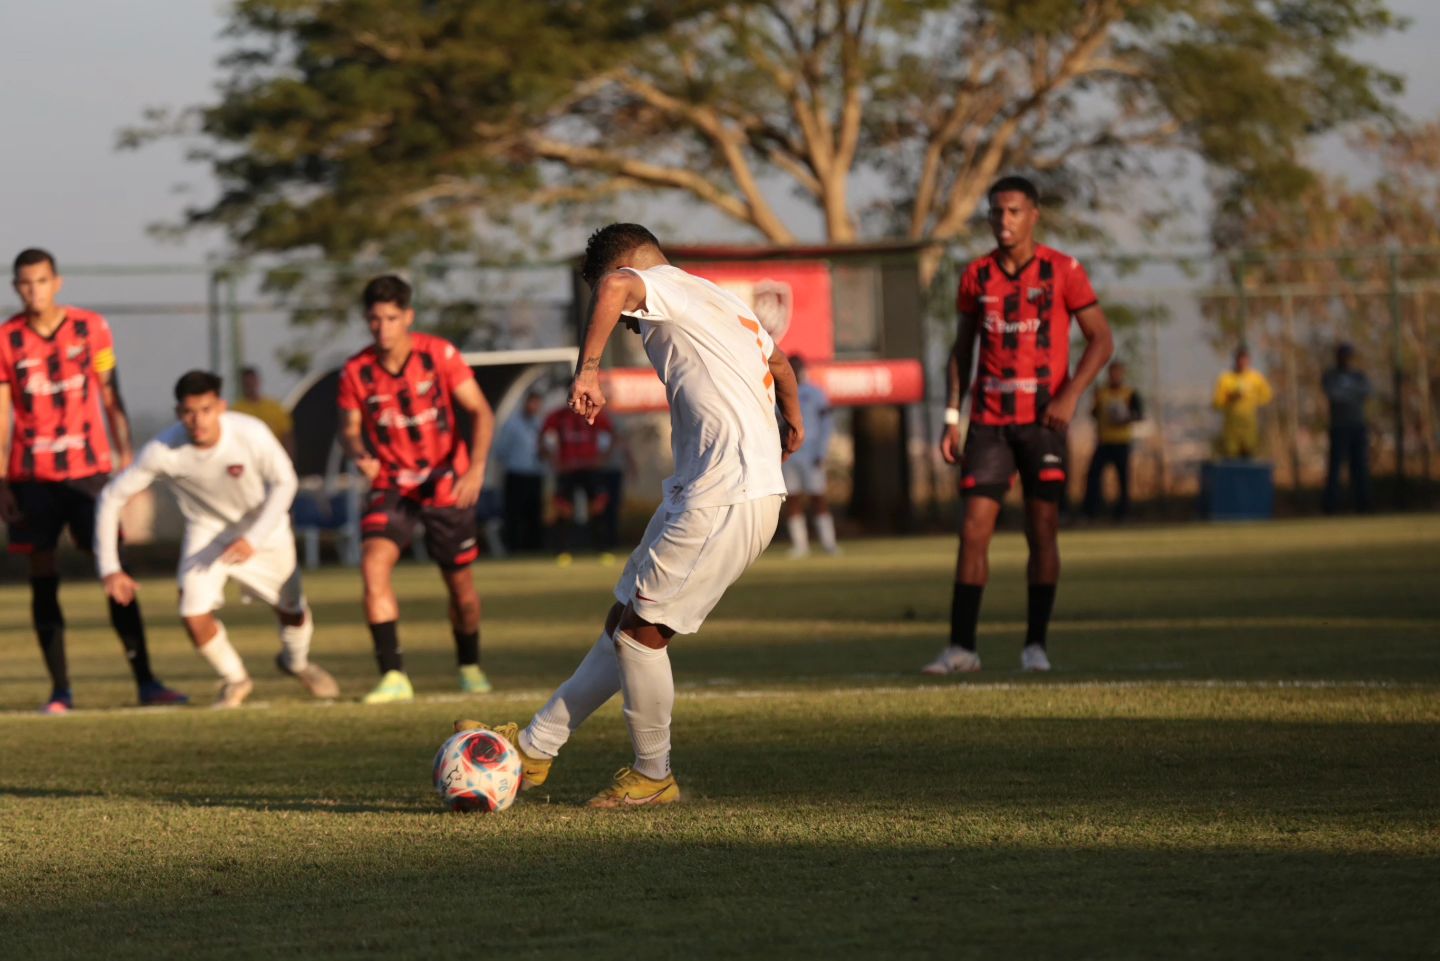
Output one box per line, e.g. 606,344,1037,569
1042,453,1062,464
983,315,1042,335
416,379,434,395
66,345,85,359
16,357,39,369
1026,287,1045,303
978,376,1039,394
33,435,89,454
23,373,86,396
377,407,439,429
227,464,245,477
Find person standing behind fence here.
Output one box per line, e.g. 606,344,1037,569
231,366,295,460
1213,346,1272,459
1322,342,1372,514
782,355,838,556
1083,361,1143,521
541,403,615,562
494,390,547,553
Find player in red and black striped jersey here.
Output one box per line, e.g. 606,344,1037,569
0,248,187,712
338,274,496,703
925,177,1114,676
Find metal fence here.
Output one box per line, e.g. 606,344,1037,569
45,247,1440,533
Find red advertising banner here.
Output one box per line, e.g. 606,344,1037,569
600,359,924,414
682,261,835,362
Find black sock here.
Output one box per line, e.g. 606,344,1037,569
453,629,480,667
1026,584,1058,649
369,620,404,674
950,583,984,652
107,595,157,686
31,575,69,693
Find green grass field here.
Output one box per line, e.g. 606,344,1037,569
2,516,1438,960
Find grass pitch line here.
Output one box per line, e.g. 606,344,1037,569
0,677,1427,721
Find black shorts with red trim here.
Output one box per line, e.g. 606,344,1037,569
361,488,478,570
552,469,610,518
6,474,110,554
960,423,1068,502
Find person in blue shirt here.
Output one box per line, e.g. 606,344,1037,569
781,356,838,556
495,391,547,552
1322,343,1372,514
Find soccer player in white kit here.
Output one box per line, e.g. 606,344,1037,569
96,371,339,708
458,223,804,807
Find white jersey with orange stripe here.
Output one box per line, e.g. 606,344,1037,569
619,264,786,511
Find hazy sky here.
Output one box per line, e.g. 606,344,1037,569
0,1,1433,418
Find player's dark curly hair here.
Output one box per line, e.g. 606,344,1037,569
13,248,57,277
362,274,413,310
174,370,223,401
987,176,1040,206
581,223,661,288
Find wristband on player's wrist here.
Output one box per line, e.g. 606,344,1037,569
943,407,962,426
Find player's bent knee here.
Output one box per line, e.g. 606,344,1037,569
1028,483,1065,505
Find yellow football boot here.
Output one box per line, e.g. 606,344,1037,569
362,670,414,704
586,767,681,809
453,719,552,791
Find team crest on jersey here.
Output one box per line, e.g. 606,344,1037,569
227,464,245,477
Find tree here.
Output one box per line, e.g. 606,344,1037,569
127,0,1402,283
1204,120,1440,486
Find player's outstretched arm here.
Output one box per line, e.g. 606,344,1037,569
227,425,299,563
338,408,380,481
98,369,136,469
570,270,647,424
451,378,495,510
0,387,17,523
941,311,980,464
1041,304,1114,432
95,445,161,601
769,347,805,461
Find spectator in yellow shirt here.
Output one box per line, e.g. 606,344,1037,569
1084,361,1143,520
231,366,295,460
1212,346,1272,459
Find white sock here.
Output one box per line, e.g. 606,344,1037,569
786,513,809,552
278,607,312,671
197,624,248,684
614,629,673,780
815,512,838,552
522,630,621,759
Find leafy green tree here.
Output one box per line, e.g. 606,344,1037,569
127,0,1401,283
1205,119,1440,482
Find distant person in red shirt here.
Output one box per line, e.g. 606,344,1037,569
0,248,187,712
541,404,616,560
338,275,496,704
925,177,1113,675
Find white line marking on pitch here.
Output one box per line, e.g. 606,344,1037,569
0,677,1430,720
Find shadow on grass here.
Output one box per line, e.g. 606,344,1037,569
0,836,1434,961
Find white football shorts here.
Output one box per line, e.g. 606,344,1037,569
614,494,782,635
782,457,827,497
178,531,306,618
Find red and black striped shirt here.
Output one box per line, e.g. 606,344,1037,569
0,308,118,482
337,332,475,506
957,245,1098,426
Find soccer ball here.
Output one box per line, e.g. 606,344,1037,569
432,729,522,813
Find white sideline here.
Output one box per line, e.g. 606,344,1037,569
0,677,1427,720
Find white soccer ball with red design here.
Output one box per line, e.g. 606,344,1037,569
432,729,522,813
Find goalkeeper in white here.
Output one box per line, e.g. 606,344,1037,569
95,370,338,708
